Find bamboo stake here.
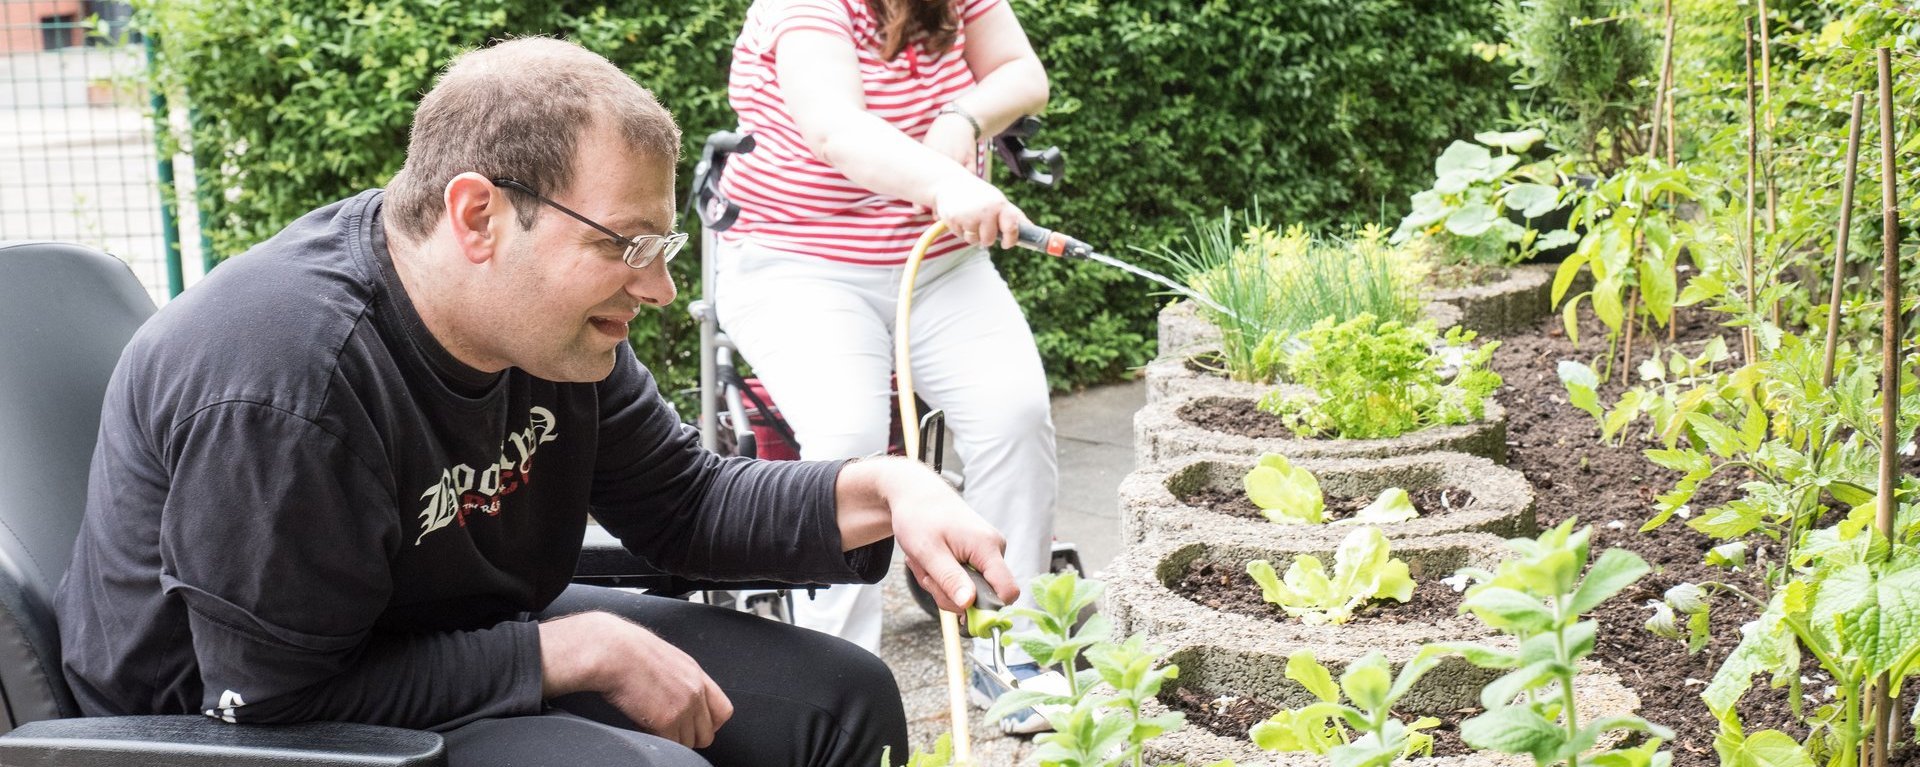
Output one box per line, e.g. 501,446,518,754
1758,0,1778,233
1742,18,1760,363
1823,93,1865,388
1649,0,1674,162
1870,47,1900,767
1665,2,1679,343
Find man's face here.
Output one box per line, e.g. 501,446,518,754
487,124,679,382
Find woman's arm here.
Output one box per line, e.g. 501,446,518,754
928,3,1049,155
774,26,1029,248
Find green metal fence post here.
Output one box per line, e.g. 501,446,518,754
145,36,184,298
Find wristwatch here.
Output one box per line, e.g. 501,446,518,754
936,102,982,142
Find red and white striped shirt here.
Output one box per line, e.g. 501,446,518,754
720,0,1000,265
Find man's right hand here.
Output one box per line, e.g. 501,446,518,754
538,611,733,749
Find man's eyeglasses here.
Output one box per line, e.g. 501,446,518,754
491,178,687,269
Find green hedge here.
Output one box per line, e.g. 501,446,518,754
147,0,1510,408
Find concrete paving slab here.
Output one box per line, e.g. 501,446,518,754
1046,379,1142,575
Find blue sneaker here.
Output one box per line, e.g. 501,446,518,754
968,661,1062,735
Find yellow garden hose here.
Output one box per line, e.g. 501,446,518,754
895,220,974,763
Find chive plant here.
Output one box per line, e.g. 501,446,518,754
1148,209,1424,384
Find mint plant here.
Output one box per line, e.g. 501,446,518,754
1246,527,1415,625
1243,453,1418,526
968,571,1230,767
1393,129,1578,268
1257,314,1502,440
1431,520,1674,767
1250,649,1443,766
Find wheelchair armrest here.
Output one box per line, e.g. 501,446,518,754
0,715,444,766
575,526,820,597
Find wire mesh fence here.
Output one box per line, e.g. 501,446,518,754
1,1,177,304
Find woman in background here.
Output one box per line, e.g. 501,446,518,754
714,0,1058,734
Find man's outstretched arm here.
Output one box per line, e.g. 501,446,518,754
834,456,1021,613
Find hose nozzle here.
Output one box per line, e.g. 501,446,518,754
1015,222,1094,260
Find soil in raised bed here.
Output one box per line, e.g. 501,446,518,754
1174,559,1464,627
1494,306,1807,767
1182,486,1478,523
1179,398,1297,439
1167,686,1476,758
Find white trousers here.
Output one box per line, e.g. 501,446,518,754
713,239,1059,659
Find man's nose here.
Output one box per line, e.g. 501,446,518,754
627,258,677,307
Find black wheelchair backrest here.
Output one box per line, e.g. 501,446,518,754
0,242,157,729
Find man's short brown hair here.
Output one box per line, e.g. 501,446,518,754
385,37,681,242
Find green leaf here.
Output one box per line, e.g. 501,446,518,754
1552,253,1589,307
1420,641,1520,669
1343,487,1419,525
1286,650,1342,703
1591,277,1625,332
1558,360,1602,419
1480,660,1562,708
1707,542,1749,569
1737,398,1766,453
1504,183,1560,219
1463,587,1556,634
1435,140,1493,178
1810,560,1920,678
1684,412,1746,458
1567,549,1651,615
1246,454,1325,524
1645,448,1708,474
1247,559,1292,606
1829,481,1874,507
1724,729,1814,767
1537,229,1581,250
1475,128,1546,153
1688,501,1766,540
1339,653,1393,712
1640,257,1676,325
1461,706,1564,759
1562,293,1585,346
1445,203,1498,237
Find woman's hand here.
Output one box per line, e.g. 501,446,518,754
931,176,1026,249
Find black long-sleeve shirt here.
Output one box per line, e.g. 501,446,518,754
53,190,889,730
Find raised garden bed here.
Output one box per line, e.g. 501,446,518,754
1102,529,1643,766
1105,532,1504,651
1118,452,1535,545
1418,262,1560,338
1133,394,1508,466
1136,639,1640,767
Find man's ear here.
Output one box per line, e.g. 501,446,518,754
443,173,510,265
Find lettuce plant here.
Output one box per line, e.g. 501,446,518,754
1429,520,1673,767
1251,650,1442,766
1257,315,1502,440
1243,453,1419,527
1246,527,1415,625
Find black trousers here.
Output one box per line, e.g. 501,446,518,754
441,585,909,767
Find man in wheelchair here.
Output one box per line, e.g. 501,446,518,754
51,37,1018,767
